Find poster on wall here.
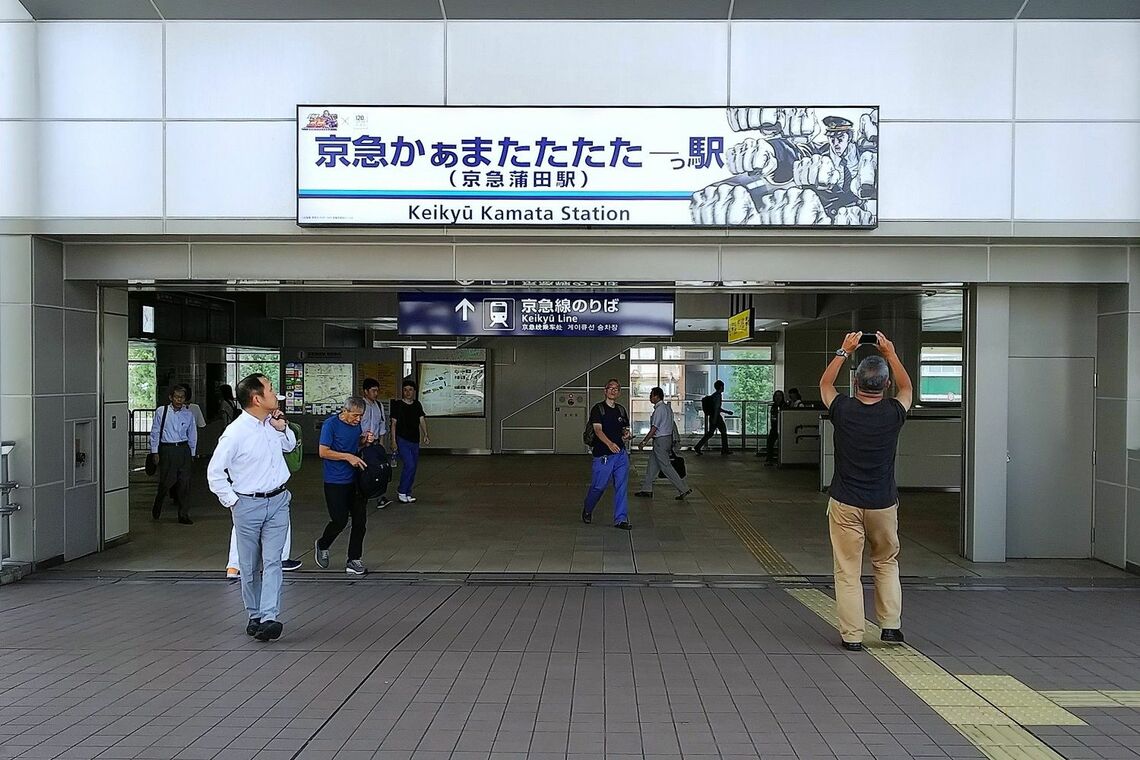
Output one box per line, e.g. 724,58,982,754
297,106,879,228
283,362,304,413
417,362,486,417
357,361,401,401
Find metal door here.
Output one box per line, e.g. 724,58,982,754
1006,358,1094,558
555,390,588,454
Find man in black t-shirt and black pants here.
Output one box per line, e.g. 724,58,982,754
820,331,913,651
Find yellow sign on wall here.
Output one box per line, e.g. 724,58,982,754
728,308,753,344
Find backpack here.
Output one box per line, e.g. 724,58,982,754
283,421,304,473
701,394,715,415
583,402,629,448
356,443,392,498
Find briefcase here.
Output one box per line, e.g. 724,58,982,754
145,453,158,476
658,450,687,479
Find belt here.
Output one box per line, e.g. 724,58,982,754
236,485,288,499
159,441,189,447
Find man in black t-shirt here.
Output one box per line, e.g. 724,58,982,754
820,331,913,652
390,379,429,504
582,379,633,529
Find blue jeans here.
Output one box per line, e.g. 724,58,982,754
397,439,419,496
583,450,629,525
232,490,291,622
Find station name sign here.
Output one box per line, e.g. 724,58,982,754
398,293,674,337
297,105,879,228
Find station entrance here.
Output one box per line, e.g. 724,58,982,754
60,282,994,579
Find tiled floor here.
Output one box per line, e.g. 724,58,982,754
2,574,1138,760
64,454,1127,580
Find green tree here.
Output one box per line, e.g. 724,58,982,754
128,342,157,410
728,364,774,435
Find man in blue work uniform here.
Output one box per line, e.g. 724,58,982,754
582,378,633,530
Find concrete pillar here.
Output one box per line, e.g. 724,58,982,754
0,236,34,562
964,285,1009,562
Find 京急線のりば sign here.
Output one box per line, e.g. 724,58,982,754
296,106,879,228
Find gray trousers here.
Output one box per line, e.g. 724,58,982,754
232,489,291,622
640,435,687,494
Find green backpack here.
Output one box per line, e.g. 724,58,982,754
284,421,304,473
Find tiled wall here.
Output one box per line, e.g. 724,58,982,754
0,236,100,563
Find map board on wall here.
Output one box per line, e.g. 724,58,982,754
283,362,355,415
418,362,485,417
357,361,401,402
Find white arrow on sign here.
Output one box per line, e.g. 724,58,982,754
454,298,476,322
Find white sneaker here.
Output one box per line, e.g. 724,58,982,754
397,493,417,503
345,560,367,576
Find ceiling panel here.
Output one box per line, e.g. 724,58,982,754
732,0,1025,19
444,0,731,20
19,0,159,19
1020,0,1140,18
153,0,443,20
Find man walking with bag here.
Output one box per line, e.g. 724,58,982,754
314,396,370,576
148,383,197,524
820,331,912,651
207,373,297,642
635,386,691,500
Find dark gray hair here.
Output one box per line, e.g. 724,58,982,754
343,396,366,413
854,355,890,393
649,386,664,400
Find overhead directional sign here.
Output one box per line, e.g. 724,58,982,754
399,293,674,337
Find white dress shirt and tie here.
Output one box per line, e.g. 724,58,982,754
149,403,198,523
208,411,297,633
638,400,690,497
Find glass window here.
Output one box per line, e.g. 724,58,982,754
720,346,773,361
629,346,656,361
920,346,962,362
919,345,963,402
922,292,964,332
628,363,659,433
662,345,713,360
128,341,156,411
227,348,281,392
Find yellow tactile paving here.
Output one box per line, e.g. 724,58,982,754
712,503,1103,759
1041,690,1140,708
710,498,800,576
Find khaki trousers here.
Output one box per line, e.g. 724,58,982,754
827,498,902,643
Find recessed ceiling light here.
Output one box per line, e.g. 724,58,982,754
781,321,790,326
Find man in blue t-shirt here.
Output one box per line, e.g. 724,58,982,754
314,396,370,575
582,378,633,530
820,331,913,652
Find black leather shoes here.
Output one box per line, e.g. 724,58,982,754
841,641,863,651
614,522,632,530
151,503,162,520
675,489,692,500
255,620,283,642
880,628,905,644
581,510,592,524
246,618,261,636
634,491,652,498
178,514,192,525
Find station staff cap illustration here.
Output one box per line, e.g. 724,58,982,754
823,116,854,133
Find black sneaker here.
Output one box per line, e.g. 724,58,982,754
675,489,692,500
255,620,283,642
581,510,592,524
880,628,905,644
245,618,261,636
841,641,863,651
634,491,652,498
377,496,392,509
282,559,302,571
614,522,632,531
314,540,330,569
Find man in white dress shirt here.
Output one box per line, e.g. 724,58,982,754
207,373,297,642
634,386,692,500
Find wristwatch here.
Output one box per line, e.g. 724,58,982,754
835,348,850,358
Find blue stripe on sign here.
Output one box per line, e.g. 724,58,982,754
298,189,693,200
